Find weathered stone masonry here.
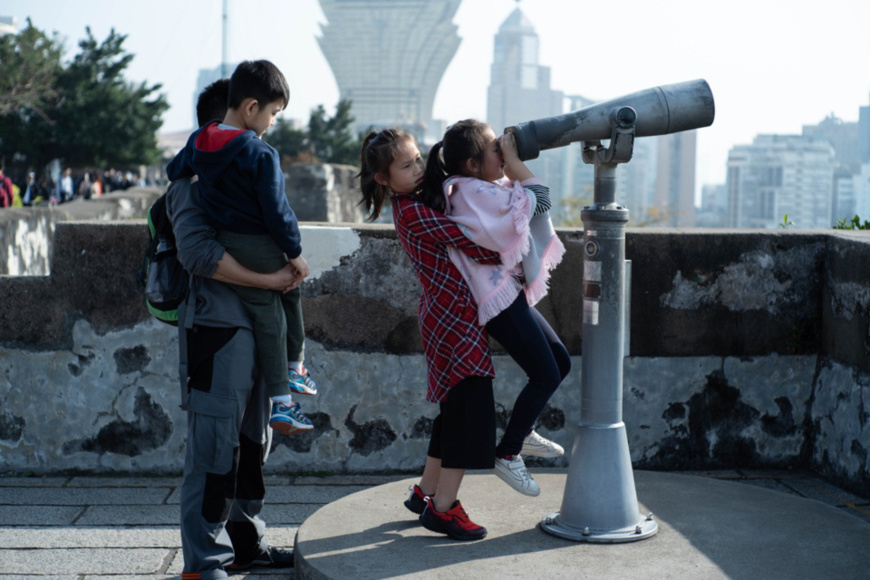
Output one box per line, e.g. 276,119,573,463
0,211,868,498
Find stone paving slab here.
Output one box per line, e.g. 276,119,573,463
77,505,181,526
165,550,295,578
262,474,294,486
164,484,371,505
0,505,84,525
79,576,177,580
0,476,70,487
0,527,180,548
0,487,171,506
67,476,183,488
0,548,170,575
5,576,80,580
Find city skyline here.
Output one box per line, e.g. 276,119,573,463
8,0,870,199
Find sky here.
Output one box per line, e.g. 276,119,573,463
8,0,870,195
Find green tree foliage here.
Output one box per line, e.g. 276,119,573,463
0,19,63,166
265,117,307,162
267,99,362,166
0,19,62,119
0,23,167,169
306,100,361,165
51,28,168,167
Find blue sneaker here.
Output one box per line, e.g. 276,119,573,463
288,368,317,396
269,401,313,436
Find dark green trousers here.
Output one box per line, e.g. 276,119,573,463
216,231,305,398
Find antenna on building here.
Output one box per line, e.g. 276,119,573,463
221,0,228,78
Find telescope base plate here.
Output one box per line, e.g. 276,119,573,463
540,511,658,543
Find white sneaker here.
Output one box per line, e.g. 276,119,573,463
521,431,565,458
493,456,540,497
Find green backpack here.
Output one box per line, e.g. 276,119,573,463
137,193,188,325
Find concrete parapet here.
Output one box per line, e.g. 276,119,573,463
0,220,868,498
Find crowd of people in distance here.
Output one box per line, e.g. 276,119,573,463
0,166,164,208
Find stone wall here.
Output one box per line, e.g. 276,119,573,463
0,219,868,498
0,188,160,275
286,163,364,223
0,163,361,276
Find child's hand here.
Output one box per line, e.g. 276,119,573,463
266,264,299,292
499,132,520,161
289,255,310,280
498,132,534,182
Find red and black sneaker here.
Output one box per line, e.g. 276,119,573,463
404,484,432,515
419,499,487,541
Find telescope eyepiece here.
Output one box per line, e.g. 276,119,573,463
613,106,637,128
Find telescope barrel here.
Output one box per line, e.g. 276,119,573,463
506,79,715,161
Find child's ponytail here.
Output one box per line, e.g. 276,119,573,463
420,119,493,213
420,141,447,213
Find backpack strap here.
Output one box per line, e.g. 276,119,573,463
176,271,197,410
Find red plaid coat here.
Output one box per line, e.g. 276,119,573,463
392,194,498,403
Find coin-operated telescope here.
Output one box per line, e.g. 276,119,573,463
505,80,715,543
506,78,715,161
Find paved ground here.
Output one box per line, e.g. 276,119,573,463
1,469,868,579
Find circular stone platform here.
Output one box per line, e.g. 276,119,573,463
295,471,870,579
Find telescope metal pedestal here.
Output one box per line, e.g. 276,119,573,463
540,146,657,543
541,423,657,542
503,79,714,545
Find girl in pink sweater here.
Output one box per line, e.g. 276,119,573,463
421,119,571,498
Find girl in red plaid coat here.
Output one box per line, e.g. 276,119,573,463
422,120,571,499
359,128,500,541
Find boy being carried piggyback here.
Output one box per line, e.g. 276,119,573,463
167,59,318,436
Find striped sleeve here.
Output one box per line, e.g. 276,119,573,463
526,184,551,216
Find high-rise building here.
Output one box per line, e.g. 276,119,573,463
486,5,564,201
837,162,870,223
193,63,240,128
859,95,870,165
316,0,461,141
617,137,658,224
654,132,698,227
697,183,728,228
803,114,860,173
834,171,857,224
854,163,870,220
0,16,17,37
726,134,836,229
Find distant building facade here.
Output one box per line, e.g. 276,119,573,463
726,135,836,229
859,96,870,165
854,163,870,221
193,63,240,128
834,171,857,224
316,0,461,141
486,6,564,198
802,114,860,174
0,16,17,37
697,183,728,228
654,131,698,227
838,163,870,225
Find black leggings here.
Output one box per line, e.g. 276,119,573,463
486,291,571,457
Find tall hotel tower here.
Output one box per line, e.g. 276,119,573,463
486,5,564,198
317,0,461,138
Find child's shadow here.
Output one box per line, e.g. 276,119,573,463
298,518,566,577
